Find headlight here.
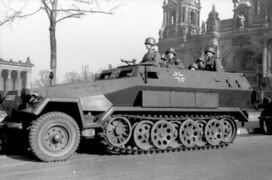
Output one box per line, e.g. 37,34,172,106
0,110,7,123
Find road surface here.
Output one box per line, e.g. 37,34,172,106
0,135,272,180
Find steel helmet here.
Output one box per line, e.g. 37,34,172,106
190,63,198,70
196,57,204,63
166,47,176,56
205,47,215,55
145,37,156,46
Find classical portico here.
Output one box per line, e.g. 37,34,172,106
0,57,33,93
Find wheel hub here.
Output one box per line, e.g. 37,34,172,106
205,119,223,145
133,121,153,150
151,120,174,150
44,126,68,151
179,119,201,147
106,117,132,147
53,134,62,143
220,118,236,143
114,126,124,136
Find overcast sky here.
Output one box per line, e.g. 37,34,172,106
0,0,233,83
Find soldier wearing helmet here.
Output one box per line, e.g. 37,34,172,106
141,37,161,65
161,47,185,69
189,47,224,71
188,63,198,70
204,47,224,71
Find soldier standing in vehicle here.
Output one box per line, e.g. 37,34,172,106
189,47,224,71
203,47,224,71
141,37,161,65
161,48,185,69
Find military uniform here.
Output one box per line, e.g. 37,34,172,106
204,57,224,71
141,49,161,65
141,37,161,66
163,57,185,69
191,47,224,71
161,47,185,69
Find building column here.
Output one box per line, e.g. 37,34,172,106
166,11,170,25
268,44,271,75
262,40,268,78
26,70,32,89
184,7,188,24
6,70,12,92
17,70,21,90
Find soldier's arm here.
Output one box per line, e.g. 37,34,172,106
175,59,185,69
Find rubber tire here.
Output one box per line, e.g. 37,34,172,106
29,112,80,162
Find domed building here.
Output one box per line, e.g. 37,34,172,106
158,0,272,101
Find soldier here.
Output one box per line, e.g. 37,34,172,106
141,37,161,65
189,47,224,71
161,48,185,69
204,47,224,71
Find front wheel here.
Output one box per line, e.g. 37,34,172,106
29,112,80,162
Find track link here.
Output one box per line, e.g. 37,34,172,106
100,113,234,155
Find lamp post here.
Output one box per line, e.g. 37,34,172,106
82,65,89,82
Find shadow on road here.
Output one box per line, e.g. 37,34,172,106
0,138,114,162
77,139,113,156
0,129,267,162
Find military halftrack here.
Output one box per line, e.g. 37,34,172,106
0,63,252,162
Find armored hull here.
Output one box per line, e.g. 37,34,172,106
0,64,252,161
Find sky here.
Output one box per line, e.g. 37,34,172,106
0,0,234,83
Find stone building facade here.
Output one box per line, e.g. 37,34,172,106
0,57,33,93
158,0,272,100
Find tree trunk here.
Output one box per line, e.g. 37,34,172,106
49,23,57,85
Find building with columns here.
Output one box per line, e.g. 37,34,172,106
158,0,272,100
0,57,33,93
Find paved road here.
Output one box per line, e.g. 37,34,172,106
0,135,272,180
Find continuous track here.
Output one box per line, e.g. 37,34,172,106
100,113,236,155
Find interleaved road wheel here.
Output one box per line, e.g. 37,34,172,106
29,112,80,162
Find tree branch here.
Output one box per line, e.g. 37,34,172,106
0,7,43,26
56,13,85,23
54,8,113,14
41,0,52,19
56,9,113,23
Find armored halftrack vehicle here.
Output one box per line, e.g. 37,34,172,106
0,63,252,162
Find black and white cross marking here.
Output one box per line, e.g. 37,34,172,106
173,71,185,83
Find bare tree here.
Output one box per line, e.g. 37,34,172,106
1,0,120,84
81,65,95,82
63,71,81,84
32,70,51,88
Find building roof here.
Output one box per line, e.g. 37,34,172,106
0,57,34,68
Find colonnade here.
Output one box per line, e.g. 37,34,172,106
0,69,31,92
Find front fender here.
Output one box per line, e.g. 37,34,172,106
29,98,86,128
